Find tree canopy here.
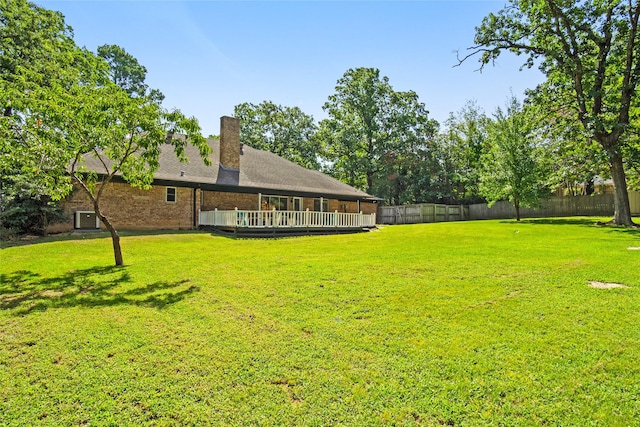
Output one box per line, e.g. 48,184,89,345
318,68,437,203
233,101,320,170
437,100,489,204
98,44,165,103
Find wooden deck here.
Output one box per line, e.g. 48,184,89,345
199,209,376,235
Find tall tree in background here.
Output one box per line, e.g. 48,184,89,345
233,101,320,170
479,97,549,221
1,0,211,265
372,139,442,205
461,0,640,226
438,100,489,203
97,44,165,103
318,68,436,201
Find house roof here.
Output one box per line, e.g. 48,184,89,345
85,138,380,202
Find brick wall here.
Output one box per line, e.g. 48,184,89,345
360,201,378,215
201,191,259,210
54,182,199,232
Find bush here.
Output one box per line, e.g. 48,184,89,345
0,194,66,236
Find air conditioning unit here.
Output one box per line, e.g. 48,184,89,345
75,211,100,229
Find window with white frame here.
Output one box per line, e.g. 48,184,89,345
313,198,329,212
261,195,288,210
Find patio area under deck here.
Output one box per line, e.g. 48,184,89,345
199,209,377,236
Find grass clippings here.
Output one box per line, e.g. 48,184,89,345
588,281,630,289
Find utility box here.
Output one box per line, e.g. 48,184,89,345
75,211,100,229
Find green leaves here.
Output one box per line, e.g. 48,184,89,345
234,101,319,170
438,100,490,204
479,96,550,220
98,44,155,99
318,68,437,202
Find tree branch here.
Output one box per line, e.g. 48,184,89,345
617,0,640,137
591,5,615,118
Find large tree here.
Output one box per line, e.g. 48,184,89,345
1,0,211,265
479,97,549,221
438,100,489,204
98,43,165,103
233,101,320,170
460,0,640,226
318,67,437,200
528,98,609,196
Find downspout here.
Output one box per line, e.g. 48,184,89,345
193,187,198,229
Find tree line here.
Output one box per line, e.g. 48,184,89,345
236,0,640,227
235,72,634,223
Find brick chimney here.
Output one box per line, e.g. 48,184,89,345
219,116,240,170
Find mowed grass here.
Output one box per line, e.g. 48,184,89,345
1,218,639,426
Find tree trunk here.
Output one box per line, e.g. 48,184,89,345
608,150,635,226
108,226,124,267
41,211,48,237
514,199,521,221
94,206,124,266
584,179,595,196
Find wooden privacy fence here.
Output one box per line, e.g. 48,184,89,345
469,191,640,220
377,203,470,225
378,192,640,224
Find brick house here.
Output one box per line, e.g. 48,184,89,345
53,116,380,232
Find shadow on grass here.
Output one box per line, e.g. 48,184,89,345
0,266,199,316
499,218,600,226
0,229,208,249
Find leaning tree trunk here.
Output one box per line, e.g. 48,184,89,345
94,206,124,266
608,150,635,226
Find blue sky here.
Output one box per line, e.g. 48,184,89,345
39,1,545,137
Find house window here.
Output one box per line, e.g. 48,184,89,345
166,187,177,203
261,195,288,210
313,198,329,212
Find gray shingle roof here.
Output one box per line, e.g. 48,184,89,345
86,138,379,201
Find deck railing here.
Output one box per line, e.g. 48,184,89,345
199,209,376,229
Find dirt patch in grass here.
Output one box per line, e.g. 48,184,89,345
627,247,640,250
589,281,630,289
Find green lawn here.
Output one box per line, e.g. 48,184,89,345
1,218,639,426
